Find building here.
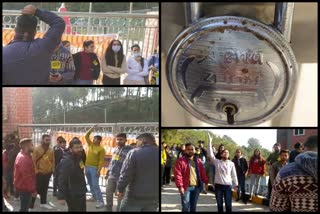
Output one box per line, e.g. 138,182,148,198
277,129,318,151
2,88,33,138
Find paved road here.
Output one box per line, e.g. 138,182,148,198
161,183,270,212
4,189,119,212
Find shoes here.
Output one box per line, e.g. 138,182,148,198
96,201,105,209
28,208,34,211
40,204,53,210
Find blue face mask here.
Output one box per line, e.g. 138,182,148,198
133,52,141,58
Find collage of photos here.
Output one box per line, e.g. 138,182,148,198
1,1,318,213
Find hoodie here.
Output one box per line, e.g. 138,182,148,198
269,151,318,212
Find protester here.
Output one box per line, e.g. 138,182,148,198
73,40,100,85
2,144,11,199
84,124,105,208
30,134,55,210
269,150,289,187
101,39,127,85
174,143,208,212
147,49,159,85
289,142,303,163
266,143,281,199
117,133,159,211
57,138,87,211
232,149,248,204
207,136,238,212
105,133,132,211
49,43,75,84
13,139,36,212
163,146,174,185
270,135,318,212
198,141,209,194
124,44,148,85
161,142,167,187
53,136,67,197
6,139,21,200
3,5,65,84
248,149,265,201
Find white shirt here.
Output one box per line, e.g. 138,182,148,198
124,56,148,81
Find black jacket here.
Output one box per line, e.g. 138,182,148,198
117,144,159,200
57,151,87,199
232,156,248,177
72,52,100,80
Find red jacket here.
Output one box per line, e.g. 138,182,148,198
14,151,36,193
174,156,208,191
249,157,265,175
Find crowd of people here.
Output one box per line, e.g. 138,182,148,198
3,5,159,85
2,125,159,212
161,135,318,212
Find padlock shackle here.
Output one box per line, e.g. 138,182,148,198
274,3,295,43
184,2,203,27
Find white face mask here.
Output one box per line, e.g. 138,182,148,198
133,52,141,58
112,45,121,53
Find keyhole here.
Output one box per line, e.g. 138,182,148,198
222,103,238,125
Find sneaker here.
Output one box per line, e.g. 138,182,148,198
28,208,34,212
40,204,53,210
96,201,104,209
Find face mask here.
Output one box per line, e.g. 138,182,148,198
112,45,121,53
133,52,141,58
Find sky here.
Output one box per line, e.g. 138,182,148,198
207,129,277,151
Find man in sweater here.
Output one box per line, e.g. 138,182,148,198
232,149,248,204
85,124,105,208
53,136,67,197
270,135,318,212
30,134,55,210
207,133,238,212
117,133,159,211
105,133,132,211
269,149,289,186
266,143,281,199
174,143,208,212
13,139,36,212
3,5,65,84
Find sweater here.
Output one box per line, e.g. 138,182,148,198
32,145,55,174
270,152,318,212
84,130,105,171
101,52,127,78
124,56,148,82
3,9,65,84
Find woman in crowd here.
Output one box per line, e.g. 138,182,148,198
248,149,265,201
73,40,100,85
124,44,148,85
101,39,126,85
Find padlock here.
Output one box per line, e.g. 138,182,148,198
166,3,298,126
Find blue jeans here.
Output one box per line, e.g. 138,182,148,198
75,79,93,85
181,186,201,212
237,175,246,200
119,196,158,212
215,184,232,212
19,191,32,212
85,166,103,203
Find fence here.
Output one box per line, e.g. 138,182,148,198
17,123,159,187
2,10,159,57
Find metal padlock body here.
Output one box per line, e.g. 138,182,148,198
166,16,298,126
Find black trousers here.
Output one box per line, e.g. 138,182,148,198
102,75,120,85
30,173,52,207
161,164,165,186
66,194,86,211
163,166,172,184
267,178,272,199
